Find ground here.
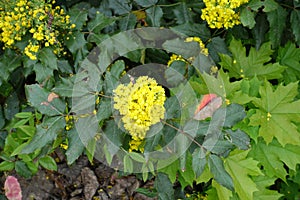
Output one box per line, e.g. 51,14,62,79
1,153,157,200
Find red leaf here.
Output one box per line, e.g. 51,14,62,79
194,94,222,120
4,176,22,200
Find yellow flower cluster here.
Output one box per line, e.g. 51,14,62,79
113,76,166,152
168,36,208,66
167,54,186,66
201,0,249,29
0,0,75,60
185,37,208,56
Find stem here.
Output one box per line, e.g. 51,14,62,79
157,2,181,7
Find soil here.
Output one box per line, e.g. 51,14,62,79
1,154,157,200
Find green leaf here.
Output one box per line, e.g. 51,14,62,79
134,0,158,7
277,42,300,82
252,13,269,50
291,10,300,44
224,150,262,200
249,81,300,146
163,38,200,59
65,31,87,54
208,154,234,191
25,84,65,116
0,51,22,82
225,129,250,150
173,2,192,24
0,161,14,171
20,125,35,140
15,160,32,178
249,138,300,181
192,147,206,178
145,6,163,27
66,129,85,165
96,99,112,122
155,172,175,200
22,116,65,154
158,158,179,183
53,76,75,97
219,39,286,80
171,23,211,40
199,69,241,101
110,60,125,78
119,13,137,31
39,155,57,171
38,48,57,70
128,152,146,163
109,0,132,15
178,152,195,188
263,0,278,12
0,107,5,130
69,6,88,30
212,180,233,200
135,188,157,198
124,154,133,173
207,37,229,63
33,62,53,83
253,176,283,199
240,7,256,28
4,91,19,120
247,0,264,11
88,12,116,33
223,104,246,127
85,138,96,163
266,6,288,48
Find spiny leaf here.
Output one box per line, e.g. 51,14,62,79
224,150,262,200
211,180,232,200
145,6,163,27
290,10,300,44
263,0,278,12
240,7,256,28
87,12,116,33
277,42,300,82
199,69,241,101
69,7,88,30
266,5,288,48
253,176,283,199
173,2,192,24
109,0,132,15
249,138,300,181
219,39,285,80
249,81,300,146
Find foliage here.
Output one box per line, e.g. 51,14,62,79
0,0,299,199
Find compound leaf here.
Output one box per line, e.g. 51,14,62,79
249,81,300,146
219,39,285,80
249,138,300,181
224,150,262,200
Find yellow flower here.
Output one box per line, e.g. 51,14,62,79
129,139,144,152
201,0,249,29
167,54,187,66
185,37,208,56
0,0,74,59
114,76,166,146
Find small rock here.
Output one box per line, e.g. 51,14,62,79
81,167,99,200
